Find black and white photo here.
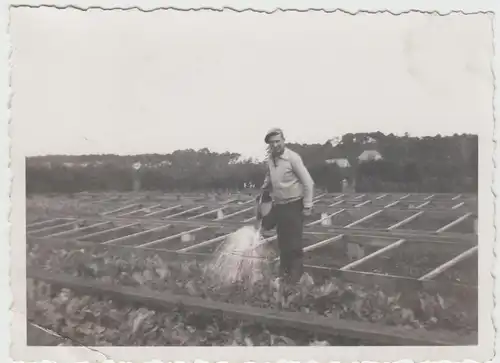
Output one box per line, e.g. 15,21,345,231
8,5,495,363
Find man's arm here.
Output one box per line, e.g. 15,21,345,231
290,154,315,208
261,167,272,192
256,168,272,221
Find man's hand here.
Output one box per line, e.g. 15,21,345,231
303,207,312,216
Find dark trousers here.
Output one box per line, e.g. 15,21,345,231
261,198,304,283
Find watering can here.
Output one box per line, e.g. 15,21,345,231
256,191,273,220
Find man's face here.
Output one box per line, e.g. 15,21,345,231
268,134,285,155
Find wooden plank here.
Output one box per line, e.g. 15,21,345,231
102,224,171,245
337,203,470,215
137,226,209,248
387,211,424,231
344,210,383,228
312,193,326,202
306,209,346,227
143,204,182,217
26,218,70,230
188,206,229,220
303,234,344,253
32,214,476,244
221,198,238,205
307,228,473,244
43,221,112,238
243,216,257,223
328,200,344,207
314,193,327,199
341,239,406,270
76,222,139,240
44,200,474,220
27,268,475,346
217,206,253,221
117,204,162,217
92,196,121,204
419,246,478,281
163,206,205,219
240,198,256,205
353,194,366,200
28,220,80,236
436,213,472,233
101,203,140,216
383,200,399,208
178,233,230,252
67,193,476,208
415,201,430,209
252,234,278,250
354,200,371,208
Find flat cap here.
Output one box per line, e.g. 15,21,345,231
264,128,284,143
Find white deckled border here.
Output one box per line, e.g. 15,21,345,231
3,3,498,363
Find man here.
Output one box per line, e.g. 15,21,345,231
257,128,315,284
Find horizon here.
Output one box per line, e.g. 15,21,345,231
25,131,478,159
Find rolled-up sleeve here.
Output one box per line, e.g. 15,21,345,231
290,154,315,208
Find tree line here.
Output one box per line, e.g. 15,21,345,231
26,133,478,194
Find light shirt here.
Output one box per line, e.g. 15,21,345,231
262,147,315,208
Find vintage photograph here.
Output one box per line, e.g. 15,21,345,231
9,6,494,363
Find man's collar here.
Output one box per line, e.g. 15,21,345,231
270,147,290,161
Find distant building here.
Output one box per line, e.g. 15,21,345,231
325,158,351,168
358,150,383,162
363,136,377,145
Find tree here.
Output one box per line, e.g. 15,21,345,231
26,132,478,194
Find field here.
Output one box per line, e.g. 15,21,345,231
26,191,478,346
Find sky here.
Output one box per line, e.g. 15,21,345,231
10,9,494,160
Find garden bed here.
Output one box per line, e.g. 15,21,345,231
26,242,477,335
27,280,382,346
